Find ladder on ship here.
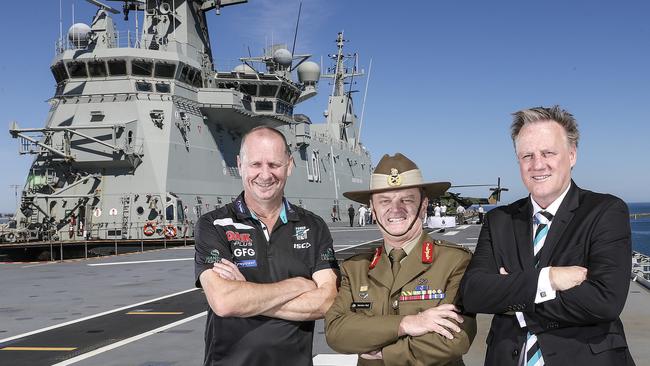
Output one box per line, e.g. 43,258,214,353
121,196,130,239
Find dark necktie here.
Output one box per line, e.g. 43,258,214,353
389,248,407,279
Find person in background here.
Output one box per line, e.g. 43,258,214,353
358,204,368,227
348,204,356,227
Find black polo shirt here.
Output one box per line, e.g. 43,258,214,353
194,192,339,366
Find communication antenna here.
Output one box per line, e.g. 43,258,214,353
59,0,63,52
9,185,21,208
357,57,372,147
289,1,302,70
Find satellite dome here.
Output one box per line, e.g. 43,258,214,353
273,48,293,66
232,64,256,74
297,61,320,83
68,23,91,45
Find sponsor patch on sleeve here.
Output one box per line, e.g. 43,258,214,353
235,259,257,268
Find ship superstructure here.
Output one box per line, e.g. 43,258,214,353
3,0,371,243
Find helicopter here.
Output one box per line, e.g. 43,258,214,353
436,177,509,211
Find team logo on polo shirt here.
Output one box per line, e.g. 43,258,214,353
205,249,222,264
321,248,336,261
294,226,309,241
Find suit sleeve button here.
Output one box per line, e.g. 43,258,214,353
512,349,519,358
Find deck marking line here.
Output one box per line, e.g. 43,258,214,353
456,225,470,230
126,312,183,315
335,237,383,252
467,237,479,240
329,227,379,232
1,347,77,351
313,354,359,365
0,288,200,344
51,311,207,366
443,231,460,236
88,258,193,266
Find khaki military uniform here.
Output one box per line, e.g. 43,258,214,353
325,232,476,366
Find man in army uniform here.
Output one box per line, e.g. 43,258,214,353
325,153,476,365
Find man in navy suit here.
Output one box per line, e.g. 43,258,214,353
460,106,634,366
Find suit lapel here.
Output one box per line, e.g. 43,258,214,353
368,249,393,290
391,233,431,295
513,199,534,267
538,182,579,267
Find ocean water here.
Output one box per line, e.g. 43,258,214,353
629,202,650,256
482,202,650,256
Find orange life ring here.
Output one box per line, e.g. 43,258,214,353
164,224,177,239
143,222,156,236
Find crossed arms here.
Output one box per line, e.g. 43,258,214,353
459,198,631,327
325,258,476,364
200,260,338,321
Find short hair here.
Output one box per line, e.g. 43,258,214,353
510,105,580,148
239,126,291,160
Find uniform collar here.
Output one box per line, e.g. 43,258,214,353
233,192,298,224
384,234,420,258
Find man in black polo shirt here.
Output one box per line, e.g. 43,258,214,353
195,126,339,366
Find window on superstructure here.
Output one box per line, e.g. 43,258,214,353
178,64,189,81
166,205,174,221
240,84,257,96
278,86,293,103
51,62,68,83
259,85,278,97
186,68,196,85
132,60,153,77
88,61,108,77
191,69,203,88
155,83,170,93
136,81,153,92
67,61,87,78
107,60,127,76
154,62,176,78
255,101,274,111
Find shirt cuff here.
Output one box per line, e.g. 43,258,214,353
515,311,526,328
535,267,557,303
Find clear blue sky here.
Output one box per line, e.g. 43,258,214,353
1,0,649,213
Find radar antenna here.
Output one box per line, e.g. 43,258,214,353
85,0,120,14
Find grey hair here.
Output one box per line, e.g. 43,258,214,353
511,105,580,148
239,126,291,160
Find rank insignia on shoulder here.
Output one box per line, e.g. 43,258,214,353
351,302,372,310
369,247,383,269
422,242,433,264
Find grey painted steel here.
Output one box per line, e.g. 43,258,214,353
3,1,372,246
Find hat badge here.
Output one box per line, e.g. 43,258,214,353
388,168,402,187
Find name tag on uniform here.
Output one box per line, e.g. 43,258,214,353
351,302,372,310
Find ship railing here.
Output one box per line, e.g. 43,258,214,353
56,31,153,53
29,220,194,261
